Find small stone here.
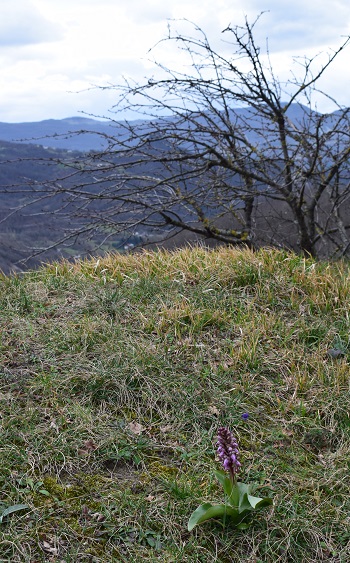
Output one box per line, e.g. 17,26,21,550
326,348,345,359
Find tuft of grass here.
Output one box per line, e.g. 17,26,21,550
0,246,350,561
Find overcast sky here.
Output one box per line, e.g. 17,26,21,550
1,0,350,122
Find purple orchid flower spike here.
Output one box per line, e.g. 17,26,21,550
216,426,241,482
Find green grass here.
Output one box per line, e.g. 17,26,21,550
0,246,350,561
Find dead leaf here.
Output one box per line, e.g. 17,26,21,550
78,439,98,455
91,512,105,522
127,422,145,435
42,540,58,556
273,441,285,449
50,420,59,433
208,405,220,416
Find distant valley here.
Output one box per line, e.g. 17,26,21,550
0,105,348,274
0,134,150,274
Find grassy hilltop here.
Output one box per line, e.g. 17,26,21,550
0,246,350,562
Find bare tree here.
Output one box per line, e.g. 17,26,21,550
8,15,350,260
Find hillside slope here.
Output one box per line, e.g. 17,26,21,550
0,140,145,273
0,247,350,562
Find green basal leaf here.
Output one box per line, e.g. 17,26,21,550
248,495,273,509
214,471,233,496
236,522,251,530
237,482,253,497
0,504,29,524
238,492,255,513
214,471,239,507
38,489,51,497
189,477,273,531
188,502,239,531
236,483,273,513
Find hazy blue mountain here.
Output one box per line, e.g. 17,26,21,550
0,117,116,151
0,103,348,273
0,104,322,152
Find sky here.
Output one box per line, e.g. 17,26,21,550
0,0,350,122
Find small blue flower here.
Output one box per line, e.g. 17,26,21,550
241,412,249,420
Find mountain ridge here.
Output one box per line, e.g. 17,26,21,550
0,116,112,151
0,103,349,273
0,103,337,152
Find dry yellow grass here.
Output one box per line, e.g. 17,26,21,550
0,246,349,561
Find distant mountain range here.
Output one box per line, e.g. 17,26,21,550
0,117,116,151
0,104,348,274
0,103,342,153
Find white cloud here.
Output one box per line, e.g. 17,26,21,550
0,0,62,47
0,0,349,121
245,0,350,49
